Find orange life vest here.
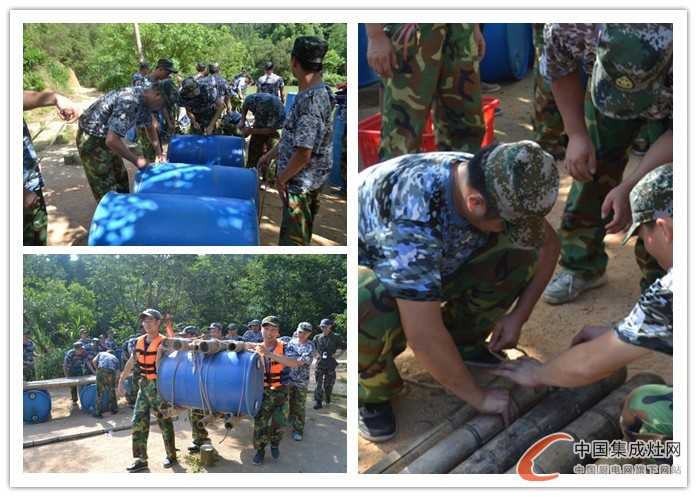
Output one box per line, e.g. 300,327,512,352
263,340,290,388
135,334,164,381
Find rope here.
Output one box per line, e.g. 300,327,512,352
257,159,273,224
34,120,67,168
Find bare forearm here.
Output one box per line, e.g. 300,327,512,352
550,71,588,137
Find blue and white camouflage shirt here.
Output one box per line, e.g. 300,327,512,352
256,73,284,99
358,153,490,302
95,351,120,371
131,72,146,87
285,338,314,389
242,92,286,130
23,121,42,192
277,83,333,194
78,87,153,138
63,349,86,373
242,330,263,343
615,267,672,355
179,78,220,116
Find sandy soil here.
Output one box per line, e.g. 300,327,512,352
29,86,347,247
357,71,673,472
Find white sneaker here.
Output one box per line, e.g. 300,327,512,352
542,271,608,305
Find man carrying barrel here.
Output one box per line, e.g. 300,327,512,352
91,349,120,419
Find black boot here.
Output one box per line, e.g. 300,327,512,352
358,402,396,442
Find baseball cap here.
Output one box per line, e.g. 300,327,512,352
208,322,223,330
320,318,333,327
157,58,178,73
196,61,206,72
80,328,88,334
264,61,274,70
23,326,30,335
184,326,199,336
209,63,220,73
140,61,151,69
261,316,281,327
228,323,239,330
484,141,559,250
290,36,329,65
296,322,313,333
591,23,673,120
139,308,162,320
179,76,201,99
622,163,673,245
73,341,83,348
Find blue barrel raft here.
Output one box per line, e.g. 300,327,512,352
134,163,258,206
88,191,259,246
78,384,111,414
23,389,52,424
358,23,380,87
167,135,245,167
480,23,533,82
157,350,264,417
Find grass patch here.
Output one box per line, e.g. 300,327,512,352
184,453,203,473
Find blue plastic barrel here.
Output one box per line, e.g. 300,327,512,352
480,23,533,82
134,163,258,207
167,135,245,167
330,111,346,188
285,92,297,116
157,350,264,417
123,378,132,396
127,126,137,143
23,390,52,424
88,192,259,246
358,23,380,88
78,384,111,414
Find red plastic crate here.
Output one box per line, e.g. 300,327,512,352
359,97,499,168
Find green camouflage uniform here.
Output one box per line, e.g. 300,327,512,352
253,388,290,451
131,378,176,462
358,143,558,403
241,93,285,170
94,368,117,415
189,409,210,446
379,23,484,163
23,120,48,246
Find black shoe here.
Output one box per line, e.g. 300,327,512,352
111,409,118,414
252,450,265,466
270,446,280,460
462,348,508,368
313,401,322,410
163,457,177,469
188,443,200,453
92,413,103,419
127,460,148,472
325,395,331,405
358,402,397,442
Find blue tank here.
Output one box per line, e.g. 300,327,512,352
88,192,259,246
480,23,533,82
157,349,264,417
23,390,52,424
134,162,258,206
167,135,245,167
78,384,111,414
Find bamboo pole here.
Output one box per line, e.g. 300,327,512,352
24,375,96,391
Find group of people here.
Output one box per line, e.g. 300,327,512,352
23,34,342,246
358,21,674,465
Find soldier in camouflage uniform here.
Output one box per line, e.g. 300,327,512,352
358,141,560,442
179,76,226,136
240,92,286,172
76,81,178,202
494,164,674,463
63,342,87,403
242,320,263,343
23,90,79,245
365,23,486,162
23,328,40,381
131,61,150,87
118,309,177,472
257,36,334,246
286,322,315,441
245,316,302,466
540,24,672,305
256,61,286,105
312,318,345,409
91,349,120,418
206,63,232,113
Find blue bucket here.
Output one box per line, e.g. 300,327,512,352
285,92,297,116
330,111,346,188
167,135,245,167
88,192,259,246
23,390,52,424
78,384,111,414
358,23,380,88
134,163,258,207
480,23,533,82
157,350,264,417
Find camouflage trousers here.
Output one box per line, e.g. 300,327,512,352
131,378,176,461
127,374,140,406
230,94,242,113
620,384,673,464
253,386,289,451
136,126,157,163
76,129,130,202
287,386,308,434
23,366,36,382
67,370,83,402
557,92,668,290
314,368,337,403
23,188,47,246
188,111,225,136
279,188,322,246
358,233,536,403
94,368,117,415
247,130,281,171
379,23,484,162
189,409,210,446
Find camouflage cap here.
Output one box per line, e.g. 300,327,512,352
484,141,559,249
139,308,162,320
622,163,673,245
180,76,201,99
139,60,150,70
261,316,281,327
290,36,329,65
157,78,179,108
157,58,178,74
296,322,313,333
591,23,673,120
209,62,220,73
73,341,83,349
196,61,206,72
227,323,239,330
264,61,274,70
184,325,199,336
208,322,223,330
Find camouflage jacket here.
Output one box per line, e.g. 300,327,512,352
179,78,220,116
615,267,672,355
63,349,86,373
242,92,286,129
78,87,153,138
131,72,146,87
256,73,284,98
23,340,36,367
276,83,333,194
23,120,42,192
206,74,231,100
358,152,490,301
95,351,120,371
286,339,314,389
242,330,263,343
541,23,598,82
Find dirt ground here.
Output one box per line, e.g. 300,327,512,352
22,364,347,475
356,71,673,472
29,86,347,247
